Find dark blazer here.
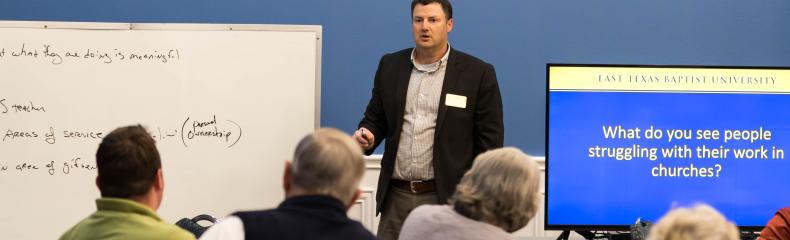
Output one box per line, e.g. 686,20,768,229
359,48,504,212
234,195,376,240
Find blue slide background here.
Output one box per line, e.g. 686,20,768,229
548,91,790,227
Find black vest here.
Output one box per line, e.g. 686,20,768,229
234,195,376,240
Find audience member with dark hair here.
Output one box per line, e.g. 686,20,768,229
398,147,540,240
60,125,194,240
199,128,375,240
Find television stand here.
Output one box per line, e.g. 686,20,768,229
556,230,630,240
556,229,762,240
556,230,595,240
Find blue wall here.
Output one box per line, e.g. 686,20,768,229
3,0,789,155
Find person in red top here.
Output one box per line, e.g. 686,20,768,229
761,207,790,240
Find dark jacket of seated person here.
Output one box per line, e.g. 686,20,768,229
199,128,376,240
199,195,375,240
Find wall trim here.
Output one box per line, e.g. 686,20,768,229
364,155,382,169
353,189,376,229
365,154,545,170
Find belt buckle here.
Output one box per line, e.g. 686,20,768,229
409,181,420,194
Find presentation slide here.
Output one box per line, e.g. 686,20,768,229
546,65,790,228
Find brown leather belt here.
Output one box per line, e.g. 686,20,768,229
391,179,436,194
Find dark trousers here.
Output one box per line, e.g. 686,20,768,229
376,185,439,240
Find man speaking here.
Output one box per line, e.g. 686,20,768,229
353,0,504,239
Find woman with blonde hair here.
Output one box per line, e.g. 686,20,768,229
647,204,739,240
398,147,540,240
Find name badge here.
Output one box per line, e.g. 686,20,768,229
445,94,467,109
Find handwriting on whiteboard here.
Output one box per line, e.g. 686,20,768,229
0,43,181,65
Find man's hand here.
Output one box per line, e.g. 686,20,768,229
353,127,375,151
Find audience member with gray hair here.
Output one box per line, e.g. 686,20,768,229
200,128,375,240
398,147,540,240
647,204,739,240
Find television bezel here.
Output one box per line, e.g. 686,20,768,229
543,63,787,231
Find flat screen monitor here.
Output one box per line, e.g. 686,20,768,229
545,64,790,230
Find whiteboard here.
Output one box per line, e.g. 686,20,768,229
0,21,320,239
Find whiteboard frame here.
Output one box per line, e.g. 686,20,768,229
0,20,322,128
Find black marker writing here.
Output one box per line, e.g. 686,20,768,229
11,101,46,113
227,120,242,148
186,115,233,142
151,127,179,140
43,44,63,65
15,162,39,172
62,130,103,139
2,43,180,65
181,115,242,148
46,161,55,175
0,98,46,114
0,98,7,113
3,129,39,142
45,126,56,144
64,157,97,173
11,43,39,58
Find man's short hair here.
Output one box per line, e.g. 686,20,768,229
450,147,540,232
291,128,365,203
647,204,739,240
96,125,161,198
411,0,453,20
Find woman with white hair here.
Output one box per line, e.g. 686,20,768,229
647,204,739,240
398,147,540,240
